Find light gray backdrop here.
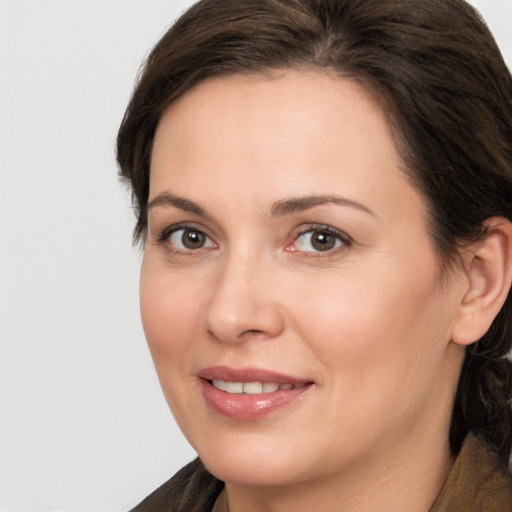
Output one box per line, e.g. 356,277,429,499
1,0,511,511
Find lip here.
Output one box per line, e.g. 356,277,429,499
198,366,313,421
198,366,308,384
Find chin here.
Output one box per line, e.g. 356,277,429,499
202,450,307,487
186,425,322,487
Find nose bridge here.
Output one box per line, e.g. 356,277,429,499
204,246,284,343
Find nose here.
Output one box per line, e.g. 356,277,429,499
204,253,285,344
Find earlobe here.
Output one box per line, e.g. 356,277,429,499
451,217,512,346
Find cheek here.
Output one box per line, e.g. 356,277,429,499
285,271,395,351
139,255,202,365
139,256,209,429
287,259,450,383
286,266,455,446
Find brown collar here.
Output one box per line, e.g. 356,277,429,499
429,434,512,511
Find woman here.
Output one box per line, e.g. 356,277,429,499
117,0,512,510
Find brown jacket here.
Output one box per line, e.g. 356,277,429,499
130,434,512,512
430,434,512,511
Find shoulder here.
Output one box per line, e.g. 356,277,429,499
129,458,224,512
431,434,512,511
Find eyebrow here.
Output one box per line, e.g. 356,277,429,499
271,195,375,217
147,192,207,216
147,192,375,217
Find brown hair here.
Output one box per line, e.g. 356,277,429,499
117,0,512,462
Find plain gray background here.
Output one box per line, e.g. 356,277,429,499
1,0,511,510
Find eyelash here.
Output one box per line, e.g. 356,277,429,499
288,225,352,256
155,223,214,253
155,223,352,256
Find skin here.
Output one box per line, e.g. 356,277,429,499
141,72,471,512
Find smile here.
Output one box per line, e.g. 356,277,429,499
211,380,306,394
199,367,313,420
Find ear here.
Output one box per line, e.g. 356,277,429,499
451,217,512,346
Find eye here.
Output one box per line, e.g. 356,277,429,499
165,227,216,251
290,227,350,253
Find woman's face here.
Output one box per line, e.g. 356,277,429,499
141,72,466,487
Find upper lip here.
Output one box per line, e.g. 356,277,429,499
198,366,310,384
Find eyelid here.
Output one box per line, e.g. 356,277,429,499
155,222,217,250
286,224,352,254
295,224,352,243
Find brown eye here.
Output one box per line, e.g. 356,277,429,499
168,228,215,250
182,229,206,249
310,231,337,251
293,227,349,253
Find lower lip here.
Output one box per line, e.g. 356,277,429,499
200,380,312,420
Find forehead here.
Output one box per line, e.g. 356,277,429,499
154,71,389,144
149,71,425,222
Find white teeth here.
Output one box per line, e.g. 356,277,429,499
262,382,280,393
243,382,263,394
211,380,301,394
225,382,244,393
212,379,227,391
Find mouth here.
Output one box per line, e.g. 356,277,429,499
210,380,306,394
198,366,314,420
